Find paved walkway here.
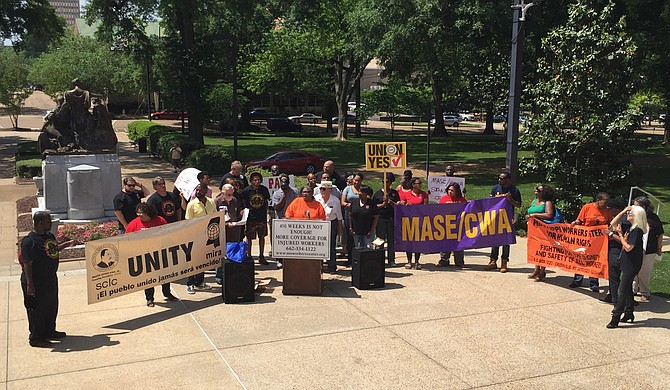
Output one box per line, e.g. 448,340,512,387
1,127,669,389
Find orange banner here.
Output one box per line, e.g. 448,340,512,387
527,219,609,279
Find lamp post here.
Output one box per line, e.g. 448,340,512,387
506,0,534,182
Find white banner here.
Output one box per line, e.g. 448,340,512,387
174,167,201,200
263,175,295,195
427,175,466,204
271,219,330,259
85,211,226,304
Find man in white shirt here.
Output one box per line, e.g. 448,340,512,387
315,181,343,273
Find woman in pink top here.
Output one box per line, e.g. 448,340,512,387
399,177,428,269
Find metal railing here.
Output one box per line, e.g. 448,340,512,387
628,186,664,214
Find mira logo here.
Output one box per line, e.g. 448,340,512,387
92,244,119,272
206,217,221,247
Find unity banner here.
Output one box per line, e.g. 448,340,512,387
85,211,226,304
527,219,608,279
394,197,516,253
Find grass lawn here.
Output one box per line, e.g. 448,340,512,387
204,129,670,295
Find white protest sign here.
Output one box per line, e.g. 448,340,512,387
271,219,330,259
174,167,201,200
427,175,466,204
263,175,295,195
85,211,226,304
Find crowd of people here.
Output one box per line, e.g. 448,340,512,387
19,160,666,346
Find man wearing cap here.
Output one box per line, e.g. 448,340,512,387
269,174,298,269
373,172,400,266
241,171,271,264
315,160,345,191
316,181,343,273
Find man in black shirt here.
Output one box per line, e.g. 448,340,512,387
241,171,271,264
373,173,400,266
601,198,629,304
113,176,150,234
315,160,345,191
219,160,249,191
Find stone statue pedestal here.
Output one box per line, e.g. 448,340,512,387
39,154,121,222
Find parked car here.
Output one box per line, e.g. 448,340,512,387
430,114,461,127
347,102,366,111
267,118,303,132
332,114,359,124
249,108,284,120
660,113,666,123
288,113,322,123
151,110,187,120
247,150,325,174
459,113,475,121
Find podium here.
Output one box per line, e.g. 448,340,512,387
282,258,323,295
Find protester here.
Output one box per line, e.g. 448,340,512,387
225,177,243,202
169,143,182,172
570,192,612,291
606,205,647,328
184,183,216,294
113,176,150,234
241,171,271,265
632,196,665,302
285,186,327,220
219,160,249,191
349,185,379,249
600,197,629,304
269,174,299,269
314,172,342,199
270,164,281,176
400,177,428,269
125,203,177,306
315,160,345,191
525,184,557,281
373,172,400,267
341,172,364,266
20,211,74,348
438,183,468,268
444,164,466,194
307,173,318,190
396,169,413,197
486,171,521,273
147,176,181,223
214,183,244,282
316,181,344,273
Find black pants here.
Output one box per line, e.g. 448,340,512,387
145,283,172,301
442,251,465,266
327,219,339,270
607,248,622,303
21,277,59,341
376,217,395,264
490,245,509,261
612,270,635,317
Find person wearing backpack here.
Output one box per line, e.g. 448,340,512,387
20,211,74,348
525,184,562,282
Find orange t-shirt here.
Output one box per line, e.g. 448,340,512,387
284,197,327,220
577,202,612,226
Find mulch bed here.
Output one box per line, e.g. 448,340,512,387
16,195,37,214
17,214,33,233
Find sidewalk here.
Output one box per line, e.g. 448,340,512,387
1,129,670,389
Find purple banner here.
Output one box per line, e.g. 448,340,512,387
393,197,516,253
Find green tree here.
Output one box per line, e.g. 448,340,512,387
29,35,142,100
0,0,65,50
519,0,638,217
359,80,431,137
0,48,31,129
628,90,667,125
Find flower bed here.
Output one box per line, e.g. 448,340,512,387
58,221,119,245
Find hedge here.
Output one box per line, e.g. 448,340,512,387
187,147,232,175
16,157,42,178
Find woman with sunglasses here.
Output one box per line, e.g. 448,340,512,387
400,177,428,269
525,184,557,282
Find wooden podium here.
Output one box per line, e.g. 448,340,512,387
282,258,323,295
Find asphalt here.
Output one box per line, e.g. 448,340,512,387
1,126,670,389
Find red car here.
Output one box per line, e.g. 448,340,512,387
150,110,187,120
247,150,325,175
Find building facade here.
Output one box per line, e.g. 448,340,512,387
49,0,81,27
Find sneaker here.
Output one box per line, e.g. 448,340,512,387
590,286,600,292
197,283,212,290
276,261,283,269
48,331,67,339
29,339,53,348
258,256,269,265
186,285,196,294
146,300,155,307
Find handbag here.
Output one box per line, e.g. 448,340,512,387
226,241,248,263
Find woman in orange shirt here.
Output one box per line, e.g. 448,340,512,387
285,186,327,220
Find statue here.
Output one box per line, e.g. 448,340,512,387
38,79,118,154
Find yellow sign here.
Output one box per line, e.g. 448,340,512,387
365,142,407,170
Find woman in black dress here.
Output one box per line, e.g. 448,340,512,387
606,205,648,328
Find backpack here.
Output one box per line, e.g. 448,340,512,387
543,207,564,224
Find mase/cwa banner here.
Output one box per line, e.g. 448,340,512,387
526,219,608,279
393,197,516,253
85,211,226,304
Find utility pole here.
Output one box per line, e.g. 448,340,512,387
506,0,534,182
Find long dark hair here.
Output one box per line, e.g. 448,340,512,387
447,183,463,198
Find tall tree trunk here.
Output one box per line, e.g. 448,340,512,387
431,75,446,136
176,1,203,145
664,100,670,145
482,102,496,134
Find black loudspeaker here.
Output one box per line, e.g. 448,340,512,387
352,248,385,289
223,260,255,303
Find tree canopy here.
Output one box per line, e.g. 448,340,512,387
0,0,65,50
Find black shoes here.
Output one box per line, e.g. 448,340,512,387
568,282,581,288
258,256,269,265
621,313,635,323
49,331,66,339
599,294,613,303
606,316,620,329
29,339,53,348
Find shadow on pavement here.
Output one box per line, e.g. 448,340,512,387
49,333,123,352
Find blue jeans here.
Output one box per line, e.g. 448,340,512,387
353,234,372,249
187,273,204,287
572,274,599,288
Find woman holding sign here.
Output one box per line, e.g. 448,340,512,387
400,177,429,269
606,205,647,328
525,184,557,282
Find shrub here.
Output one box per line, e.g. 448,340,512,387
58,221,118,244
16,141,39,157
186,147,232,175
127,120,169,142
16,157,42,178
156,132,202,161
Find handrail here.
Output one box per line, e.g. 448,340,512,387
628,186,664,214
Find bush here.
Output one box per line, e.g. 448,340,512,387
186,147,232,175
127,120,170,143
156,132,202,162
16,141,39,157
16,157,42,178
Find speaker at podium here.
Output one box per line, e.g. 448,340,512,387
352,247,385,289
